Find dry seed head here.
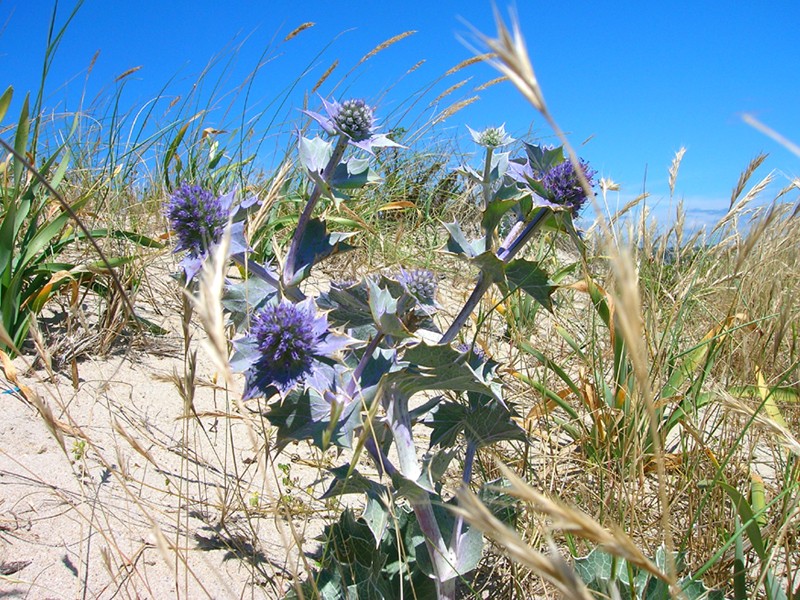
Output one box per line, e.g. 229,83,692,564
284,22,314,42
357,31,416,66
433,96,479,124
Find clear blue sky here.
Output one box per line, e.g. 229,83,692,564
2,0,799,229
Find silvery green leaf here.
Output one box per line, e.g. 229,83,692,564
505,258,555,311
489,150,510,182
426,401,466,448
361,493,391,547
221,277,276,330
454,520,483,575
318,280,375,330
417,448,457,492
390,342,498,399
481,197,519,240
321,466,388,500
480,479,518,525
471,251,508,286
523,142,565,174
299,135,333,178
455,164,483,185
368,278,411,338
331,156,382,189
290,218,357,285
265,387,359,450
443,220,484,258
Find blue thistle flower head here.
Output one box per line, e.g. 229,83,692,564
397,268,437,305
303,96,404,155
239,299,349,399
540,159,597,215
167,183,228,258
166,184,260,281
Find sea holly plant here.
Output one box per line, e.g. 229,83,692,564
166,106,596,598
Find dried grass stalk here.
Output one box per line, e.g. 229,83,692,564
191,225,233,384
433,96,479,124
312,60,338,94
284,22,314,42
445,53,496,76
492,462,669,582
452,485,594,600
475,75,508,91
357,31,416,66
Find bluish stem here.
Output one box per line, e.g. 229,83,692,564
282,135,349,286
482,147,494,253
230,253,280,289
450,439,477,552
439,208,551,345
364,436,396,478
412,494,456,600
347,332,384,398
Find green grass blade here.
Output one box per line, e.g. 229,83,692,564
0,86,12,123
13,93,30,185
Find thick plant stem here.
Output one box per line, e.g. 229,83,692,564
348,333,384,397
412,495,456,600
282,135,349,285
439,208,551,345
481,147,494,253
450,439,477,552
230,253,280,289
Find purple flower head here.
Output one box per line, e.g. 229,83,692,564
303,96,404,155
540,159,596,215
240,299,349,399
166,184,260,281
397,268,437,304
167,183,227,259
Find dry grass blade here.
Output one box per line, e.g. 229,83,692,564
191,226,232,384
475,75,508,91
250,159,293,232
284,22,314,42
452,486,594,600
607,247,677,583
356,31,416,66
0,349,81,452
468,7,544,113
429,78,472,107
312,59,338,94
669,147,686,197
492,462,669,582
405,59,425,75
433,96,479,124
730,152,768,206
722,394,800,456
743,114,800,158
112,418,159,466
115,66,142,82
444,53,496,76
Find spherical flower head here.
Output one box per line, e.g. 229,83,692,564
241,299,348,398
540,159,597,215
397,268,437,304
333,99,374,141
166,183,227,257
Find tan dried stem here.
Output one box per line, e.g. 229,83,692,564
492,462,669,582
452,486,594,600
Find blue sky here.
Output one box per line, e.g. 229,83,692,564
2,1,799,229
